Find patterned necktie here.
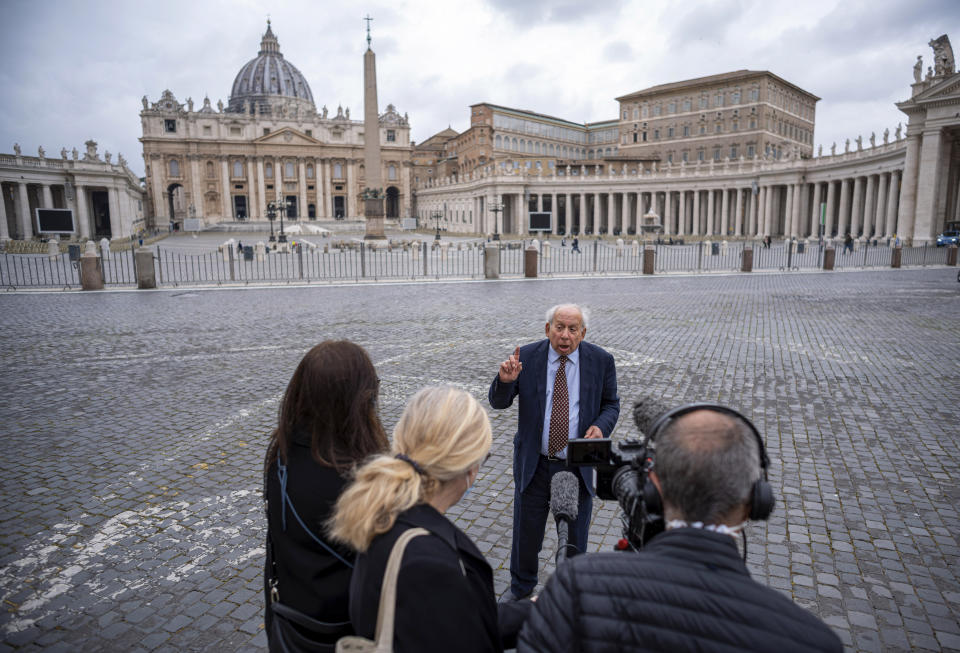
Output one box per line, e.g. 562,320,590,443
548,355,569,456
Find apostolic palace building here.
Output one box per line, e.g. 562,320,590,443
0,29,957,246
414,35,959,246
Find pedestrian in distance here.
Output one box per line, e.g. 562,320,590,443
843,232,854,254
263,340,389,651
489,304,619,601
571,237,581,253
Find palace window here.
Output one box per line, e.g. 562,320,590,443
206,161,215,178
700,125,706,135
732,90,741,104
164,119,176,133
667,127,674,138
682,99,691,112
715,93,724,107
750,88,759,101
263,128,270,136
388,165,397,180
747,144,755,157
682,151,689,162
699,97,708,109
716,124,722,133
495,135,502,148
732,121,739,131
169,159,180,176
623,110,628,119
641,106,648,118
334,163,343,178
653,105,661,116
305,130,312,137
265,163,273,178
632,108,639,120
682,125,690,137
698,150,705,162
387,129,396,142
285,162,295,178
233,161,243,177
230,127,241,136
203,125,212,136
668,101,676,114
730,145,738,159
653,129,660,140
307,165,314,179
713,148,721,161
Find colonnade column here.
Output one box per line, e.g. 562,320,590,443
885,170,901,238
850,176,864,237
704,189,714,236
734,189,743,236
620,192,629,235
221,160,232,220
41,184,54,209
346,161,355,218
663,191,672,236
108,186,123,238
863,175,877,238
75,185,90,239
551,193,558,234
897,132,921,241
810,182,822,238
824,180,836,238
677,191,686,236
692,190,701,237
323,160,333,219
720,188,730,237
0,186,9,241
837,179,851,237
190,156,204,218
314,159,324,219
783,185,795,238
17,183,31,239
912,128,946,242
747,189,757,236
564,192,571,235
869,174,883,239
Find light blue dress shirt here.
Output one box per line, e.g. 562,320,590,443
540,346,580,458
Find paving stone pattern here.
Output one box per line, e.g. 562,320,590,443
0,268,958,652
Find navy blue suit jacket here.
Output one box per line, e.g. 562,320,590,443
488,339,620,495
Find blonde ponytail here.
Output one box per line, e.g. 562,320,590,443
329,386,491,551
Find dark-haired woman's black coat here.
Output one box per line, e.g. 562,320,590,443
349,503,529,652
263,433,356,639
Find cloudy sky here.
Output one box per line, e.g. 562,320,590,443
2,0,956,177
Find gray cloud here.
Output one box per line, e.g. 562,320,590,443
485,0,625,24
603,40,633,61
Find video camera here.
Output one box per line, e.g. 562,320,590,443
567,397,668,550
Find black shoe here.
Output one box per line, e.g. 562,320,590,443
500,590,532,603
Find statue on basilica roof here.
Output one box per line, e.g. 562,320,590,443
13,143,21,156
914,56,923,83
38,146,45,158
929,34,955,76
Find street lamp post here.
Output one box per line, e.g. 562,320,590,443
489,200,503,241
267,201,276,243
278,198,288,244
430,209,443,241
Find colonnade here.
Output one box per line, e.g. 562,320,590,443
0,179,132,241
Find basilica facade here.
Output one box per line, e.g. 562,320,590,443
140,22,413,230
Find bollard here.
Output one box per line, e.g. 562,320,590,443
741,246,753,272
135,249,156,289
632,240,641,259
484,245,500,279
891,246,902,268
80,251,104,290
616,238,624,257
542,241,551,259
100,237,111,260
947,245,958,266
643,245,655,275
524,245,538,278
255,242,266,261
47,239,60,260
823,246,836,270
721,240,728,255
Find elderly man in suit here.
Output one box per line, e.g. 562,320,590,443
489,303,620,601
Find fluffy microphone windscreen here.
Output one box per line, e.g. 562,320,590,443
550,471,580,522
633,396,669,438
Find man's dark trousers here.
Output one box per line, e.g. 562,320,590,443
512,456,591,598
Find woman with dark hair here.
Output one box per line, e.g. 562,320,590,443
263,340,389,651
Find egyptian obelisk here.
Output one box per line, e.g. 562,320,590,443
362,15,385,239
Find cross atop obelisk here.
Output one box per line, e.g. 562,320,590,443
362,14,385,239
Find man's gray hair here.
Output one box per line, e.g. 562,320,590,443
545,304,589,329
655,411,760,524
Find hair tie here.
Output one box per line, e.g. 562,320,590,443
395,453,425,475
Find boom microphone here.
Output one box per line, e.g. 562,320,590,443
633,396,670,438
550,471,580,563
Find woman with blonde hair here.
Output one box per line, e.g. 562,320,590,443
331,386,525,652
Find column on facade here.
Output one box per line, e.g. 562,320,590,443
578,192,585,234
764,186,776,236
620,192,629,235
323,160,334,219
809,182,822,238
313,158,323,219
863,175,878,238
345,161,355,218
17,183,32,239
783,185,795,238
298,158,308,220
189,156,204,218
549,193,557,234
256,158,267,220
563,192,571,235
220,159,232,220
689,190,699,236
885,170,901,237
662,191,672,236
705,189,715,236
720,188,730,237
912,128,946,243
732,188,742,236
677,191,686,236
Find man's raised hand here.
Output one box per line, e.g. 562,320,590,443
498,346,523,383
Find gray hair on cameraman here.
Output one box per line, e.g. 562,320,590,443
545,304,589,329
655,410,760,524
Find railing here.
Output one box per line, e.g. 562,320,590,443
0,242,953,289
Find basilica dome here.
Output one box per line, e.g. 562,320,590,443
227,21,315,115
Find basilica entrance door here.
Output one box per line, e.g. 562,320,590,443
386,186,399,218
285,195,298,219
233,195,247,220
333,196,345,219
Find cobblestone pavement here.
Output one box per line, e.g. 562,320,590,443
1,268,958,652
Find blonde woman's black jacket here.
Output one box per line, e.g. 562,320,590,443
350,503,530,652
518,527,842,653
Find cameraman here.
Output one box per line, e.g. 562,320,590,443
518,407,841,652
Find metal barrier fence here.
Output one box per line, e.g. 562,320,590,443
0,242,954,289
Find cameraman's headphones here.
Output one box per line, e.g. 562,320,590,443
640,403,775,522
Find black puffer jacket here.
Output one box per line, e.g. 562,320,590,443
519,528,842,653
